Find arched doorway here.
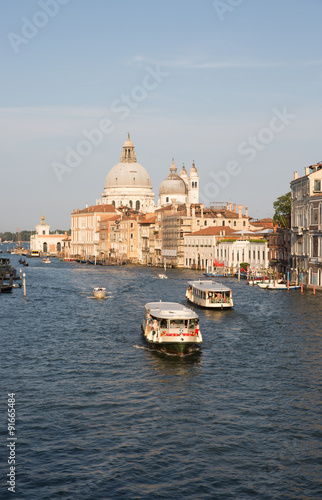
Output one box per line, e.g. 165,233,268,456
43,242,47,253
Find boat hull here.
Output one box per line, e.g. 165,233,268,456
141,326,201,356
93,290,107,299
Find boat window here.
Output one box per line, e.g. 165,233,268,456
189,319,197,328
160,319,168,328
170,319,184,328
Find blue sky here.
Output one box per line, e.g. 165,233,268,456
1,0,321,231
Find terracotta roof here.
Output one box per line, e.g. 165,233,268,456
189,227,237,236
139,215,156,225
99,214,121,222
72,204,117,215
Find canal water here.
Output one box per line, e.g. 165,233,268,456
1,252,322,499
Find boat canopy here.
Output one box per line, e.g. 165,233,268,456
145,302,198,320
188,280,231,293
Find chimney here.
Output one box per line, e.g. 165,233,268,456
229,201,232,211
233,203,236,212
226,202,229,210
237,205,242,218
305,167,310,176
245,206,248,217
294,171,299,180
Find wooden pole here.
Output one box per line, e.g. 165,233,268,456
313,275,316,295
287,271,289,291
23,273,26,297
301,273,303,294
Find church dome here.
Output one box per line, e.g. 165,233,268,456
104,162,152,189
102,134,155,212
104,134,152,189
159,159,188,196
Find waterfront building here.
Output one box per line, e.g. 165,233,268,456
268,221,291,276
30,214,67,255
98,214,122,262
71,204,119,259
291,162,322,288
183,227,269,271
183,227,237,269
216,238,269,271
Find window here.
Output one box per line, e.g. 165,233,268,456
130,233,134,239
222,221,225,226
314,180,321,192
130,223,134,228
135,200,140,210
166,197,169,202
129,200,133,208
234,221,236,227
195,182,197,188
243,221,246,227
204,220,207,226
197,220,200,226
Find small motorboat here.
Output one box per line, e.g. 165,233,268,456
42,258,51,263
157,274,167,279
93,286,107,299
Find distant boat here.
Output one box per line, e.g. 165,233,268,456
93,286,107,299
157,273,167,279
186,280,234,309
42,258,51,264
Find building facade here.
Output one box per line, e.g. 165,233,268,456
30,215,67,255
290,163,322,289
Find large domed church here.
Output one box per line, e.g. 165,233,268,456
101,134,199,212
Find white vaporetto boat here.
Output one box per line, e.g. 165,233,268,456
186,280,233,309
93,286,107,299
142,302,202,356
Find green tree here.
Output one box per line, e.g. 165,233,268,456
273,192,291,228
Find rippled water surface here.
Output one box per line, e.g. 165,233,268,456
1,252,322,499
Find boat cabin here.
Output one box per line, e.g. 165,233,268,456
186,280,233,309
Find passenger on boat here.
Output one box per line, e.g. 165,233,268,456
152,319,158,334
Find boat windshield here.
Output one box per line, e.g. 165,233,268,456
169,319,189,328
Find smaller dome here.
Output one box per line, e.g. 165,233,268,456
159,159,188,196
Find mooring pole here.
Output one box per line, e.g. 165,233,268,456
23,273,26,297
